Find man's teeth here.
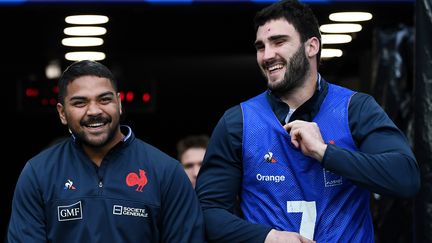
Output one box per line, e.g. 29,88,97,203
87,123,104,127
268,64,284,71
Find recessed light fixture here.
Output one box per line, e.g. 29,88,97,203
64,26,107,36
45,60,62,79
65,51,106,61
329,12,373,22
62,37,104,47
320,23,362,33
321,34,352,44
321,48,343,58
65,15,109,25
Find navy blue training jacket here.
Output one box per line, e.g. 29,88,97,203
8,126,205,243
196,78,420,242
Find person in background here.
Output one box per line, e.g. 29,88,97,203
177,134,209,188
7,60,204,243
195,0,420,242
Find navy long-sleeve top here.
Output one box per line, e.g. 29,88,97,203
196,78,420,243
8,126,205,243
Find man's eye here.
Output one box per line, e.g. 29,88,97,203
72,101,86,107
275,40,285,46
100,98,112,104
255,45,264,51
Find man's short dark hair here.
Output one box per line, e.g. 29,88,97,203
176,135,209,160
254,0,321,63
58,60,118,104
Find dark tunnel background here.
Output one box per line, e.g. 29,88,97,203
0,0,421,241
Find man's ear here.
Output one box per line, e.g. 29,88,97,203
57,103,68,125
305,37,320,58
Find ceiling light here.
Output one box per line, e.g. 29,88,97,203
45,60,61,79
65,15,109,25
65,51,106,61
320,23,362,33
64,26,107,36
321,34,352,44
321,48,343,58
329,12,373,22
62,37,104,47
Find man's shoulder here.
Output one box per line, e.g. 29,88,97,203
27,138,72,169
221,104,243,128
17,139,74,188
131,138,180,169
222,91,267,118
225,104,242,117
350,92,379,108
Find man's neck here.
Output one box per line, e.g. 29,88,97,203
279,72,318,109
82,130,124,167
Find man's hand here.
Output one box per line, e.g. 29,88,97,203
283,120,327,162
264,229,315,243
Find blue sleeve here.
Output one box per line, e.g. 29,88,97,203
322,93,420,197
7,162,47,243
160,162,205,243
196,106,272,242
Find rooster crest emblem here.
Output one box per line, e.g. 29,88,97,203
126,169,148,192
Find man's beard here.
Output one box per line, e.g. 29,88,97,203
268,44,310,96
70,115,118,148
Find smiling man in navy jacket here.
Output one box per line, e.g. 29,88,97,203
195,1,420,242
7,60,204,243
